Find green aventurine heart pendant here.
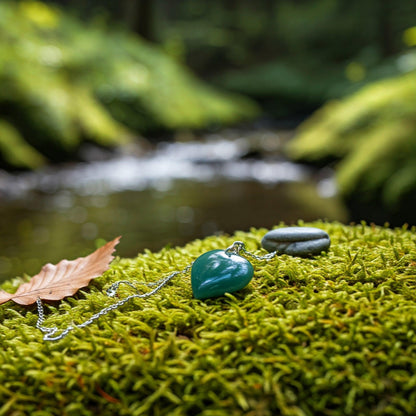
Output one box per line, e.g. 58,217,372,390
191,249,254,299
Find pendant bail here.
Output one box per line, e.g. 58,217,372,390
224,241,245,257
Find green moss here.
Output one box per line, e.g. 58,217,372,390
1,221,416,415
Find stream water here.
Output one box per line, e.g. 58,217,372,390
0,128,348,282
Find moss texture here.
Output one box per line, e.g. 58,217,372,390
1,221,416,415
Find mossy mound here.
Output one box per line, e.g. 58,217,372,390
1,221,416,415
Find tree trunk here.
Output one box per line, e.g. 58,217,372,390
378,0,394,57
123,0,156,42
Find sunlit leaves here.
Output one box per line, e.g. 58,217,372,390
0,1,257,169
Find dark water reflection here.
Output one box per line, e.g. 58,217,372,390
0,133,348,283
0,180,347,283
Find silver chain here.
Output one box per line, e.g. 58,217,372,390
225,241,278,261
36,242,276,341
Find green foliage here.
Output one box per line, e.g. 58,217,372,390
287,71,416,206
197,0,416,116
0,1,257,169
163,0,416,72
217,54,412,118
0,120,45,168
0,1,131,166
1,221,416,415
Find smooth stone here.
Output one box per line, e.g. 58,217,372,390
191,249,254,300
261,227,330,256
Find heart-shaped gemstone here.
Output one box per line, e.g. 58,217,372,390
191,250,254,300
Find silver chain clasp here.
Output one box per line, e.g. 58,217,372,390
224,241,246,256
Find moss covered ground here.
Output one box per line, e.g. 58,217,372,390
1,221,416,415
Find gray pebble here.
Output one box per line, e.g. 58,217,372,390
261,227,330,256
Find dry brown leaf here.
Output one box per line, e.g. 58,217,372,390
0,236,121,305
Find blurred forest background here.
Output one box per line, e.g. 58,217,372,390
0,0,416,280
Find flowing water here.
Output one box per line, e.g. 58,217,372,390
0,129,348,282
